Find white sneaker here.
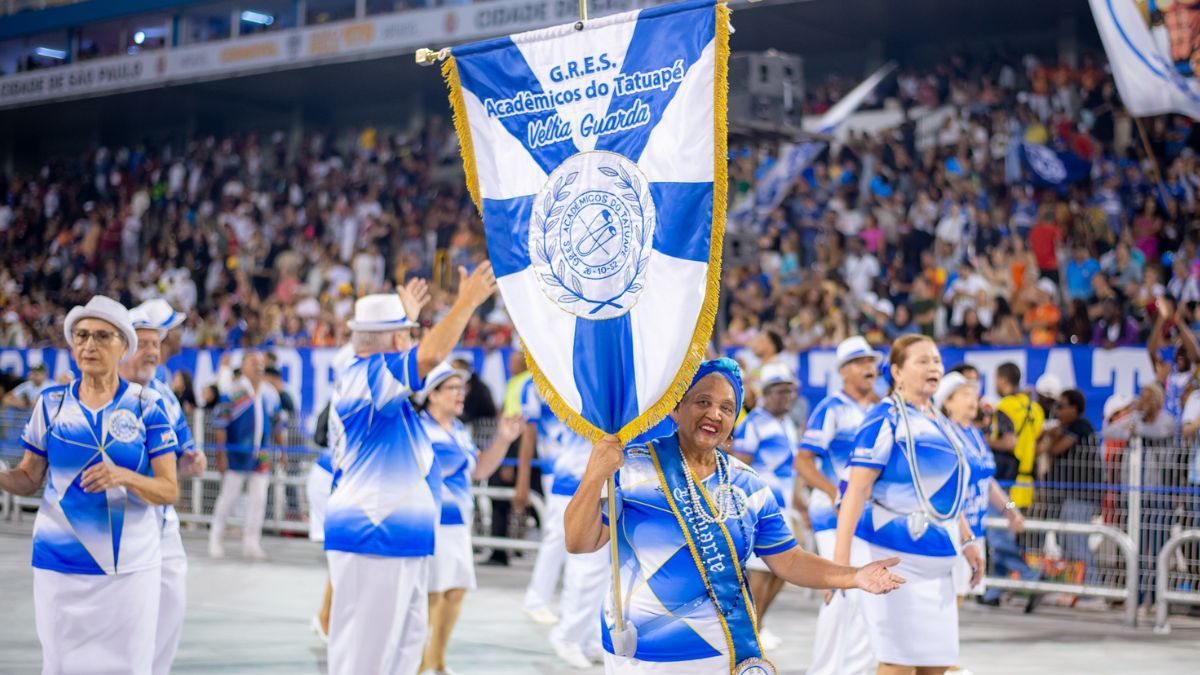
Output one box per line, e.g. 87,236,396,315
208,540,225,559
552,640,594,670
759,627,782,651
525,606,560,625
310,615,328,644
243,545,269,561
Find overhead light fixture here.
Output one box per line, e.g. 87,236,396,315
240,10,274,26
134,31,146,44
34,47,67,59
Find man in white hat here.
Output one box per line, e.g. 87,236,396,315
324,263,498,675
796,335,882,675
124,301,206,675
731,360,801,649
132,299,187,382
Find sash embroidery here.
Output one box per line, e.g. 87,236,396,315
648,438,763,673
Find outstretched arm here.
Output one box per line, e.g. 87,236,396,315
416,263,498,378
763,547,904,594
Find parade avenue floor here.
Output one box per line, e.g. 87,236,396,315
0,523,1196,674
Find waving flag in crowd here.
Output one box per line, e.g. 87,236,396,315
1089,0,1200,119
440,0,729,443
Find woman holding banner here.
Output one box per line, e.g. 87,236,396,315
834,335,984,675
564,358,905,675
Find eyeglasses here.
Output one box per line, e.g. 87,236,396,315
72,329,120,346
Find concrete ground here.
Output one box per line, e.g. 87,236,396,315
0,523,1196,674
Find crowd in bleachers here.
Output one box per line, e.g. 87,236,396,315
0,50,1197,357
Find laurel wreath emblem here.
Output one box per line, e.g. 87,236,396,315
532,160,654,317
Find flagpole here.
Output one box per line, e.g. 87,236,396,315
1132,115,1170,208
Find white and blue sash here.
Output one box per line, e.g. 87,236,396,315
649,435,770,674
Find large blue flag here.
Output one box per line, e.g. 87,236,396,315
442,0,728,443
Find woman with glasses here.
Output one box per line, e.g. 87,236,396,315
0,296,181,674
834,335,983,675
416,362,522,675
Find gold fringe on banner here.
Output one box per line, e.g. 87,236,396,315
445,2,732,445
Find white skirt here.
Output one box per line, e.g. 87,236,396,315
952,538,987,596
860,544,959,667
603,652,730,674
34,565,162,675
429,523,477,593
306,464,333,543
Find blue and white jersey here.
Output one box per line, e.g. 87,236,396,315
213,377,281,473
521,381,592,495
849,398,965,568
21,381,179,575
601,438,796,662
799,391,870,532
947,422,995,538
324,349,439,558
420,411,478,526
148,376,195,534
732,407,799,509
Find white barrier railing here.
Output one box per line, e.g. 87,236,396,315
1154,530,1200,634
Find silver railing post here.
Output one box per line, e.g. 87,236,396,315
1154,530,1200,634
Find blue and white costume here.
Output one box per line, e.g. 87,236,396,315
22,381,179,675
947,421,995,596
421,409,480,593
602,432,797,674
146,375,195,675
848,397,969,666
799,391,874,675
208,374,281,558
324,347,436,675
733,406,798,575
307,345,353,544
522,385,592,616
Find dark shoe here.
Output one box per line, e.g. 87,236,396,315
976,596,1000,607
482,551,510,567
1024,592,1043,614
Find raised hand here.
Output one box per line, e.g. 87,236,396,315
455,262,498,310
496,414,524,445
583,434,625,483
854,556,906,594
398,277,431,322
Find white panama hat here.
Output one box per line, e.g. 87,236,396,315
64,295,138,362
346,294,417,332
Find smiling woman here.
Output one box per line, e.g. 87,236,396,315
563,358,905,675
0,295,180,675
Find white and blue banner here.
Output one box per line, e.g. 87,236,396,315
1020,141,1091,188
442,0,729,441
0,345,1163,430
1089,0,1200,119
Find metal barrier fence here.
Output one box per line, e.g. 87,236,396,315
1,404,1198,626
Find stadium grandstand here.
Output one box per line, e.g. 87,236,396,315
0,0,1198,673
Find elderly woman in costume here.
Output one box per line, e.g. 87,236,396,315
834,335,985,675
416,362,523,674
564,358,905,675
0,296,181,674
933,372,1024,601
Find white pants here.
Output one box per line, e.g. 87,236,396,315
327,552,430,675
34,566,162,675
154,528,188,675
524,493,568,611
209,471,269,551
550,544,609,652
808,530,874,675
603,653,728,674
305,464,332,543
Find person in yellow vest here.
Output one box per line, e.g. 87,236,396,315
993,362,1044,509
981,361,1044,610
